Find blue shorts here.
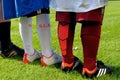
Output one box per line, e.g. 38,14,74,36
2,0,49,20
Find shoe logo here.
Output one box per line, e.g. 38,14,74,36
8,51,17,57
72,61,80,70
97,68,106,77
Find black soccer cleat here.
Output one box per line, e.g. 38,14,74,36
62,56,83,73
82,60,112,78
0,42,24,58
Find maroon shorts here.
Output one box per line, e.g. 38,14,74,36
56,7,105,24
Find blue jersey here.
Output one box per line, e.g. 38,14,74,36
2,0,49,20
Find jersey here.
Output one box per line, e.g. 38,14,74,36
50,0,108,12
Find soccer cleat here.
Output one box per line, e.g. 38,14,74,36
23,50,41,64
0,50,17,58
40,53,62,66
0,42,24,58
61,56,83,73
82,61,112,78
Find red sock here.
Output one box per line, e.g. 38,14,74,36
58,22,76,65
81,22,101,70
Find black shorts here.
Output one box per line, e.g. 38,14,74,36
24,8,50,17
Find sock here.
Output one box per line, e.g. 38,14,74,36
81,22,101,70
0,21,11,52
19,17,34,55
36,14,52,57
58,21,76,65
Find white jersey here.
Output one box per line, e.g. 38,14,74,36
50,0,108,12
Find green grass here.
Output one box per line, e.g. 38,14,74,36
0,1,120,80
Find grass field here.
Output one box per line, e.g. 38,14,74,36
0,1,120,80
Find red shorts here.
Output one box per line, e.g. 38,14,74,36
56,7,105,24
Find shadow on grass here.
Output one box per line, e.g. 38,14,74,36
110,66,120,80
2,56,119,80
5,55,23,61
5,56,120,79
6,56,62,69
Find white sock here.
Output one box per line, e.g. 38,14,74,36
36,14,52,57
19,17,34,55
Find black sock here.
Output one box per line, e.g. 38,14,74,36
0,21,11,52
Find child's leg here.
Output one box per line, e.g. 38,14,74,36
0,21,11,51
36,14,52,57
78,7,104,71
58,21,76,67
81,22,101,70
0,21,24,57
78,7,111,78
19,17,34,55
19,17,39,63
56,12,83,71
81,22,111,78
36,14,61,66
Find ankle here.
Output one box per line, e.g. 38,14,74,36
26,50,37,56
42,51,55,58
82,67,97,75
62,62,74,68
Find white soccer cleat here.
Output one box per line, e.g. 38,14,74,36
23,50,41,64
40,53,62,66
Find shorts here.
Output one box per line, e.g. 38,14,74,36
56,7,105,24
24,8,50,17
2,0,49,20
